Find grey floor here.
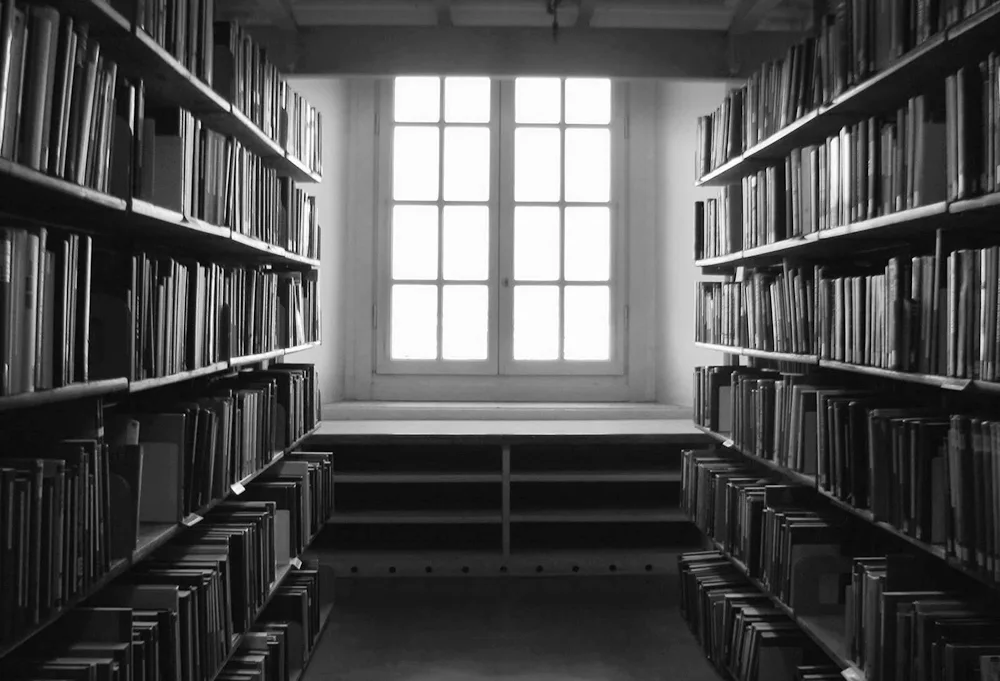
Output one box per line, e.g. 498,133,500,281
303,576,723,681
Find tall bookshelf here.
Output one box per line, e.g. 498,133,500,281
0,1,334,679
688,2,1000,681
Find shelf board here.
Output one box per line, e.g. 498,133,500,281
693,425,817,487
695,342,819,364
328,510,503,524
285,154,322,184
696,201,951,271
510,508,686,523
129,362,231,393
133,523,182,563
509,471,682,483
284,340,322,356
0,378,129,412
28,2,321,183
334,472,502,483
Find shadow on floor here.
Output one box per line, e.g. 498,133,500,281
304,576,722,681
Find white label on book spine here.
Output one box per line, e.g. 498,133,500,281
941,377,971,392
183,513,203,527
841,666,864,681
290,557,303,569
231,482,246,495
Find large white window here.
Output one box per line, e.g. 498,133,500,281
376,76,624,376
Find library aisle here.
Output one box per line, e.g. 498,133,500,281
302,577,722,681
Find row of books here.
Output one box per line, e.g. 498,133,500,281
693,365,1000,581
683,451,850,612
946,56,1000,201
695,0,998,178
138,105,320,258
695,267,815,355
0,7,126,192
0,228,91,396
139,0,215,85
682,464,1000,681
678,551,839,681
213,21,322,172
700,92,948,256
0,366,325,646
694,188,740,260
219,561,332,681
228,268,319,361
83,248,320,385
0,400,112,644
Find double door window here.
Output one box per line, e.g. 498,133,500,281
377,75,624,375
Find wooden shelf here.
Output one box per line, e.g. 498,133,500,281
0,378,129,412
695,342,819,364
695,4,1000,187
699,530,861,677
510,508,686,523
696,423,1000,590
329,510,503,524
695,202,950,271
231,348,287,367
130,362,231,393
693,425,817,487
509,471,682,483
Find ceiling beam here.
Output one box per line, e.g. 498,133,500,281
728,0,786,34
248,25,799,79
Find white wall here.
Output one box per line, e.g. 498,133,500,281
655,79,738,407
284,77,349,403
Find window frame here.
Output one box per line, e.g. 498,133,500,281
374,76,627,377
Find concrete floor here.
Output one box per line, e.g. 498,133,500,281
303,576,723,681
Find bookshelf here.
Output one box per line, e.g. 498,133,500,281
0,0,329,678
691,2,1000,679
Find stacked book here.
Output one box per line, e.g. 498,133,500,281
678,551,837,681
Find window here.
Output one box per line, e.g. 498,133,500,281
376,76,624,375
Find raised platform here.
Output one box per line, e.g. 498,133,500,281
304,417,708,572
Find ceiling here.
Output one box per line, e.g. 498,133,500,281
219,0,814,33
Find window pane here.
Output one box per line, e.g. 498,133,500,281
392,205,438,280
565,78,611,124
564,207,610,281
393,127,440,200
391,285,438,359
514,128,560,202
564,286,610,360
513,286,559,360
514,206,560,281
444,127,490,201
443,285,488,360
515,77,561,124
565,128,610,202
443,206,489,281
394,77,440,122
445,77,490,123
